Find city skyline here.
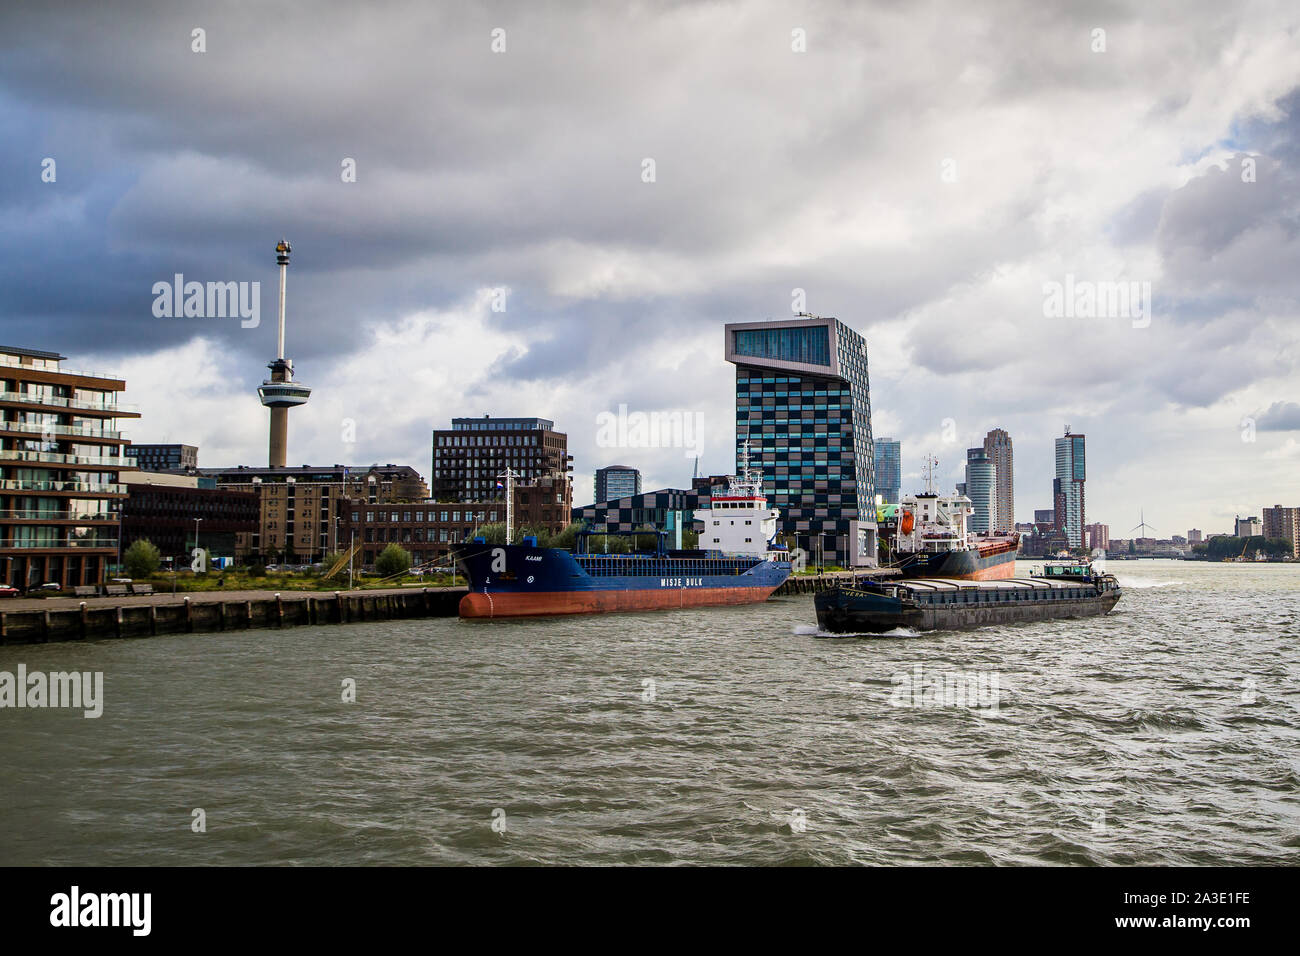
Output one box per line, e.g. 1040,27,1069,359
2,1,1298,535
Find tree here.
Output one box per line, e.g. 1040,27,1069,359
124,539,161,578
550,522,582,550
475,522,507,545
375,543,412,578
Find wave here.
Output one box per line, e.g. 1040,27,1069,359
1115,577,1184,589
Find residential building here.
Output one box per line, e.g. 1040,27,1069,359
1187,529,1202,543
1085,522,1110,552
0,345,138,589
726,315,878,567
983,427,1013,531
200,464,428,562
964,448,995,534
120,471,258,562
872,437,901,505
125,443,198,473
431,416,573,503
1262,505,1300,557
594,465,641,504
1054,429,1086,547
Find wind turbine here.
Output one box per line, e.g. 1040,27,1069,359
1130,510,1158,538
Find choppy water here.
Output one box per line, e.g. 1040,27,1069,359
2,560,1298,865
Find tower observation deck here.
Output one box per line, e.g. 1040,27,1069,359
257,239,312,467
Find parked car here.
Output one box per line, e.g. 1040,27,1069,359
0,585,19,599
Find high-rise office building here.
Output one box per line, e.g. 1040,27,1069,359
1054,429,1086,547
725,314,878,566
983,427,1013,532
964,447,995,534
0,345,138,588
873,437,901,505
431,416,573,503
594,465,641,504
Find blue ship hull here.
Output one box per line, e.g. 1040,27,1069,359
452,542,791,618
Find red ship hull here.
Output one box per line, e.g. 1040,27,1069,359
460,584,782,619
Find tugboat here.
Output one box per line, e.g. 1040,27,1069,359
453,443,791,618
814,559,1121,634
890,456,1019,580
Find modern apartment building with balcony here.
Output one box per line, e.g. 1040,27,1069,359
0,346,139,589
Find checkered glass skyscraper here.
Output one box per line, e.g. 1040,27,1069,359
725,316,878,567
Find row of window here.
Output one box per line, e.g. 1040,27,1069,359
351,510,500,523
437,434,541,447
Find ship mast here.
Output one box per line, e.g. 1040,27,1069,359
497,467,521,545
923,454,938,495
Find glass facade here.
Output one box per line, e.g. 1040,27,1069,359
1054,432,1086,547
873,437,901,505
732,327,830,367
730,318,877,567
964,448,995,534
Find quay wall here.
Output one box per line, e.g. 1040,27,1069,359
0,589,466,646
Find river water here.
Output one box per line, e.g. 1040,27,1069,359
2,560,1297,865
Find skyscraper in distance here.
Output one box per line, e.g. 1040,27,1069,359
873,437,901,505
1054,428,1086,547
965,447,995,534
983,427,1013,532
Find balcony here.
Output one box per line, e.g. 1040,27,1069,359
0,479,126,494
0,421,124,441
0,449,131,468
0,510,119,521
0,391,139,415
0,538,120,549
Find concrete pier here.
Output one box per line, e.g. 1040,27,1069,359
0,587,466,645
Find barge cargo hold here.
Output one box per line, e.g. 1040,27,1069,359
814,562,1121,634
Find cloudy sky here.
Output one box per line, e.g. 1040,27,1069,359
2,0,1297,535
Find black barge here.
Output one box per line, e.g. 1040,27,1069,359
814,561,1121,634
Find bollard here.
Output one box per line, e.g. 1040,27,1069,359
80,601,88,640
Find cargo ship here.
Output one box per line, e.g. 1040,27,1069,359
814,560,1121,634
890,458,1019,580
452,448,791,618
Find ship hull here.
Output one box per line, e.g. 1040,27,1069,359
460,584,780,618
815,583,1120,634
453,542,790,619
895,536,1019,580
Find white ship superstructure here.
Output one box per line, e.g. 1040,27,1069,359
694,442,782,557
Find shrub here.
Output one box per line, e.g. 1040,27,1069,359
375,544,412,578
124,539,161,578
